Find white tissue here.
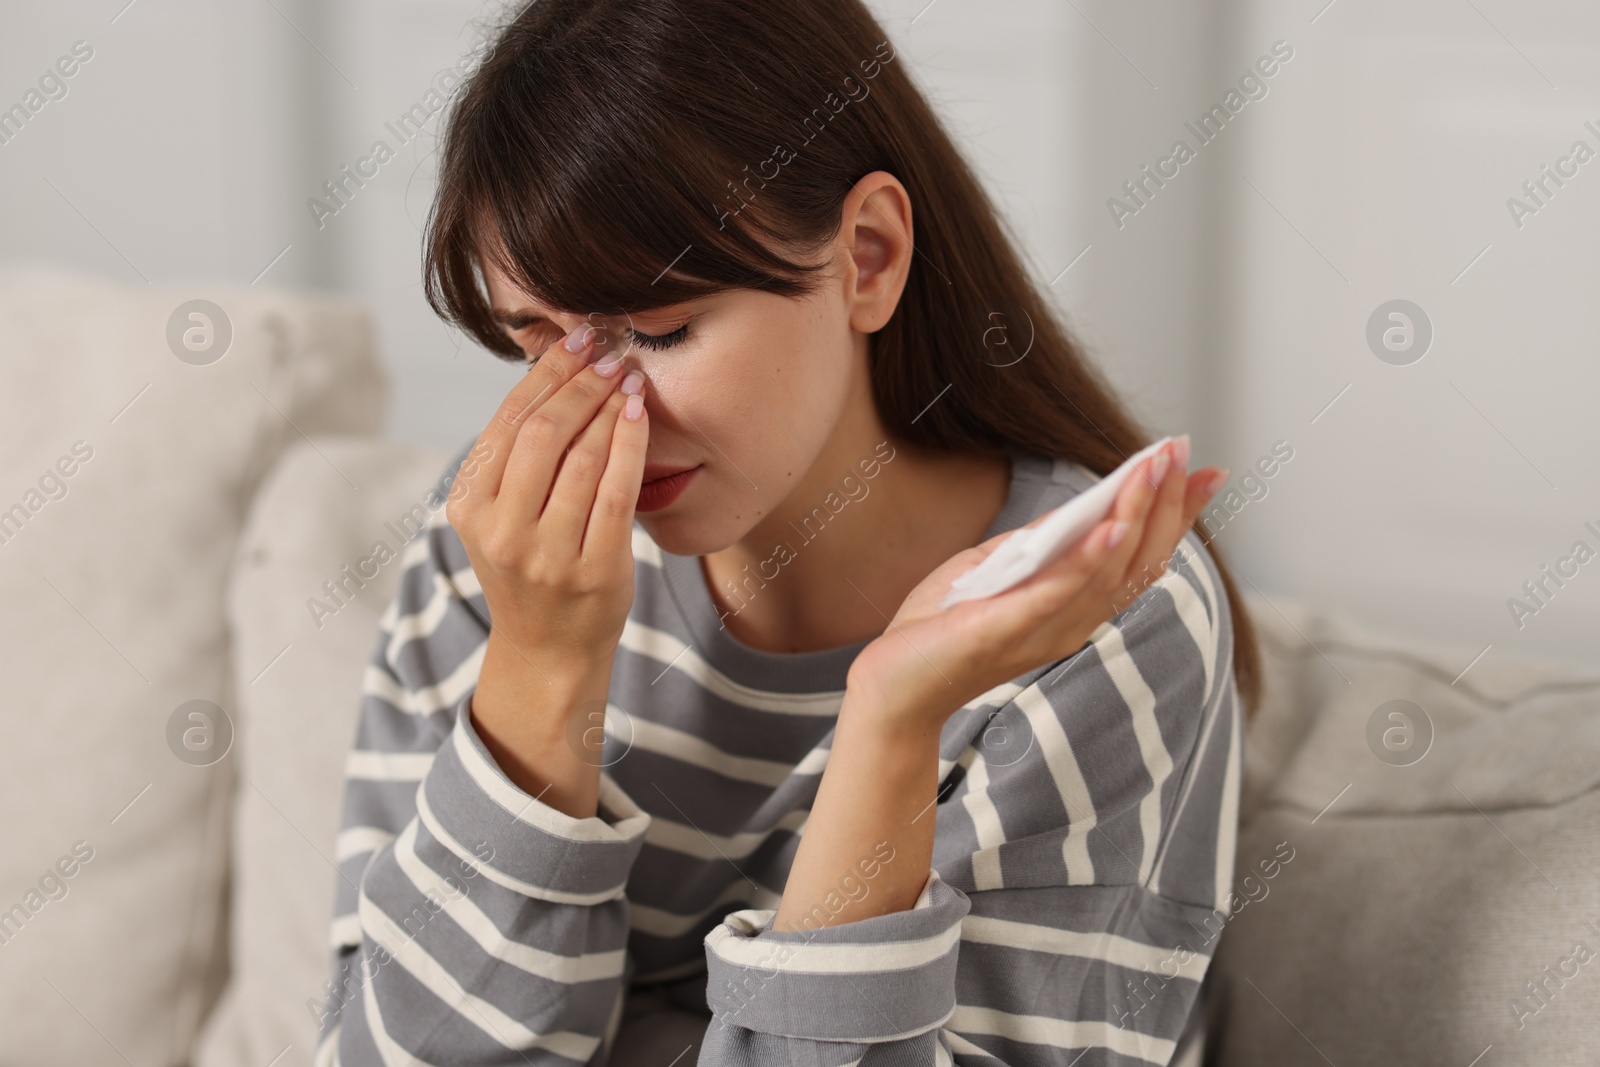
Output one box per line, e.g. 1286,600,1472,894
938,436,1174,611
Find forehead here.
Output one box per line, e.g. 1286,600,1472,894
481,257,544,312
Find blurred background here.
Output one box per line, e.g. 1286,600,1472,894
2,1,1598,1064
7,0,1597,662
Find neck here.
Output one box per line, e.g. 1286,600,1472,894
701,408,1012,655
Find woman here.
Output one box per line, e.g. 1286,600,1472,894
315,0,1261,1063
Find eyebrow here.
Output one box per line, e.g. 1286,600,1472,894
490,307,547,330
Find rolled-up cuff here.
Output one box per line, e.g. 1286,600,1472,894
415,693,652,904
703,869,969,1042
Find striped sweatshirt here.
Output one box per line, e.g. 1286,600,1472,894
314,440,1242,1067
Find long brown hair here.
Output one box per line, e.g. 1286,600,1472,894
421,0,1261,716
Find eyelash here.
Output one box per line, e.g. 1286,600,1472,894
510,321,690,367
629,323,690,351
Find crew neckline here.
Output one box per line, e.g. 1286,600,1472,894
655,452,1055,694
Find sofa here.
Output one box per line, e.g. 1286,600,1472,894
1,265,1595,1066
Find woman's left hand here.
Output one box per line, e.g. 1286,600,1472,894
845,437,1227,726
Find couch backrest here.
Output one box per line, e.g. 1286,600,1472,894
1209,592,1600,1064
193,436,451,1067
0,263,387,1066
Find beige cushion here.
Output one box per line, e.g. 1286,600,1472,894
1209,593,1600,1064
194,438,450,1067
0,264,385,1066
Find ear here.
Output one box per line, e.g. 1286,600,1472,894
838,171,914,334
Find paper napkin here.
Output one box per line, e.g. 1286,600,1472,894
938,436,1174,610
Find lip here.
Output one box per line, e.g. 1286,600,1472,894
642,463,698,481
637,464,700,513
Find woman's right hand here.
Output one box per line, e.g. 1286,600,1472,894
447,322,649,804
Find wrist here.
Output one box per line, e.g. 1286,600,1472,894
775,685,943,933
489,624,610,688
842,668,962,736
470,633,615,806
838,681,949,752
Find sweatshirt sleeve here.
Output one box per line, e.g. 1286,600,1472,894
698,531,1243,1067
311,457,653,1067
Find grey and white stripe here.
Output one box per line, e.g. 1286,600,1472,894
314,444,1242,1066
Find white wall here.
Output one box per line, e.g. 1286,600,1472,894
5,0,1595,667
1214,0,1600,665
0,1,307,283
0,0,1098,451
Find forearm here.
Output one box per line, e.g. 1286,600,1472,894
773,686,946,932
319,694,654,1066
469,629,612,819
703,717,971,1063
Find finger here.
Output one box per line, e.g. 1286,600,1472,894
1096,442,1169,585
972,444,1164,617
1112,466,1229,614
583,378,650,564
444,437,498,518
542,384,631,558
1183,467,1230,531
966,447,1145,559
467,322,599,504
977,442,1173,611
1120,435,1192,599
1006,510,1133,622
498,341,630,529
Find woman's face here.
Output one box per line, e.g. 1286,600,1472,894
480,251,871,557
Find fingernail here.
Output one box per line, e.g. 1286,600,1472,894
623,393,645,421
1208,468,1230,494
591,352,624,377
564,324,595,353
1149,450,1171,485
1172,434,1191,470
1106,520,1130,549
620,370,646,395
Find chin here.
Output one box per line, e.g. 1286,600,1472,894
634,510,743,558
635,464,783,557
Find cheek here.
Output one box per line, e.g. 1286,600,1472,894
648,324,845,463
636,349,742,446
640,293,857,539
738,330,851,468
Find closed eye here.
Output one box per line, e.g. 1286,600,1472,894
508,323,563,365
630,323,690,351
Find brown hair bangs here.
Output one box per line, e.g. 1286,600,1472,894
421,0,891,361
